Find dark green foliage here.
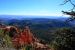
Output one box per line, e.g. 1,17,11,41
0,29,12,48
51,28,75,50
8,27,18,37
25,45,32,50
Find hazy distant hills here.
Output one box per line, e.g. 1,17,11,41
0,15,69,20
0,15,74,28
0,15,74,27
0,15,75,41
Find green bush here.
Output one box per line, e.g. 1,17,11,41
51,28,74,50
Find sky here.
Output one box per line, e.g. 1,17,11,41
0,0,75,16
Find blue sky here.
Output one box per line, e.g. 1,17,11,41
0,0,74,16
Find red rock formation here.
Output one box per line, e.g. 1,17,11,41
0,25,51,50
12,26,34,48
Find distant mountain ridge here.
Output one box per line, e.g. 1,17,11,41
0,15,69,20
0,15,74,28
0,15,74,42
0,15,73,27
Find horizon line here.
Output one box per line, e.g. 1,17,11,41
0,14,70,17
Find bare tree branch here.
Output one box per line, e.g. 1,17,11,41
62,11,75,16
69,0,75,11
61,0,75,11
61,0,75,22
61,0,70,5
